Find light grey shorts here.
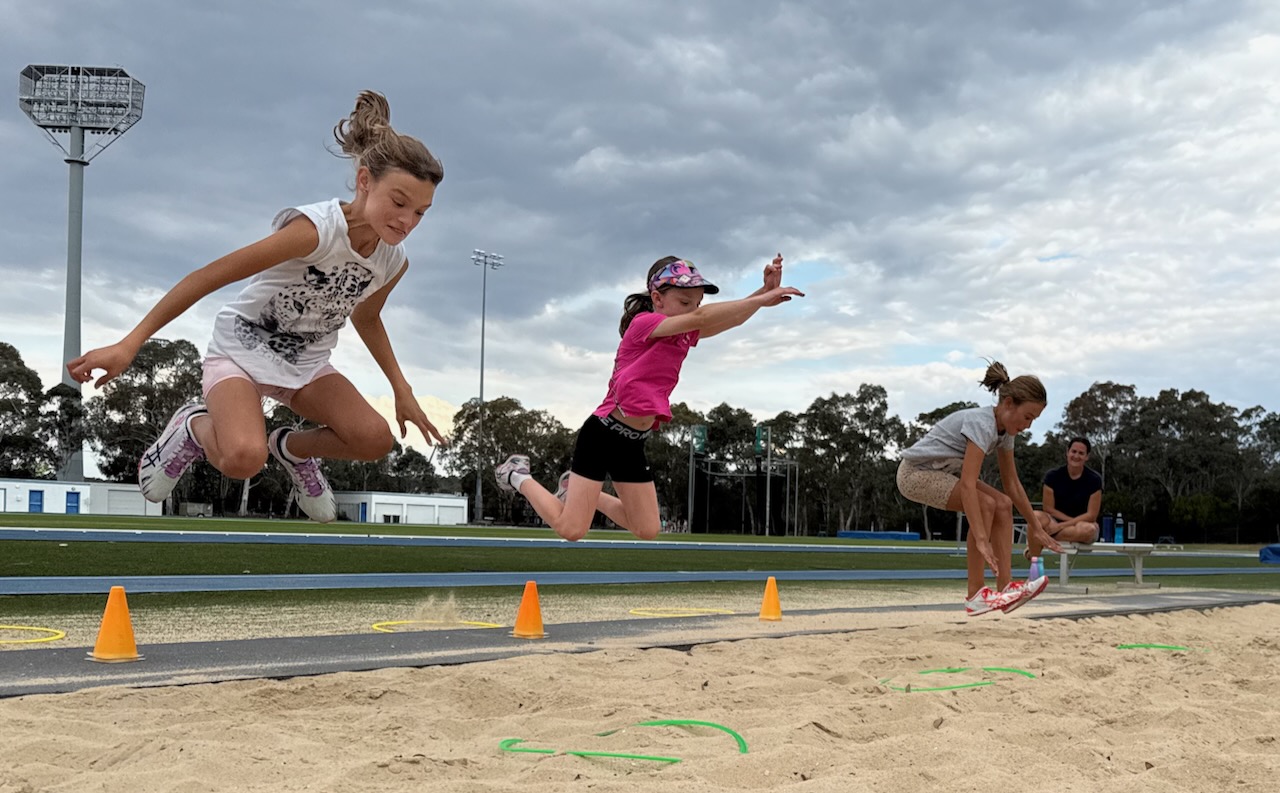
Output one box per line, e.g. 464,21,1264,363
896,458,963,511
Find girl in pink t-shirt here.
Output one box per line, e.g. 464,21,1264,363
496,254,803,541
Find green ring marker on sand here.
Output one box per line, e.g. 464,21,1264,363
612,719,749,754
499,738,681,764
500,718,750,763
881,666,1037,692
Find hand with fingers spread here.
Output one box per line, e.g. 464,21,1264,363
395,389,448,448
970,526,1002,578
1031,522,1064,555
67,341,141,389
756,285,804,307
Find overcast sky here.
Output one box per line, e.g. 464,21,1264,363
4,0,1280,469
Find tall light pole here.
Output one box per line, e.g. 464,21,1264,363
19,65,145,481
472,249,504,522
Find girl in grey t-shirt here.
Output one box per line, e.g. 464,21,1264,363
897,362,1061,615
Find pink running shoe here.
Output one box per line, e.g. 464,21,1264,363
964,586,1006,617
138,403,208,503
269,427,336,523
998,576,1049,614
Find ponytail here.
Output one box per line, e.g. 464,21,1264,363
619,292,654,336
980,359,1046,405
332,90,443,185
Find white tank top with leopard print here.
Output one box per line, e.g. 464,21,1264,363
206,199,407,388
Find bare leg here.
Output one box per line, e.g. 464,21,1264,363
520,472,603,542
281,374,394,462
986,490,1014,590
611,481,662,540
191,378,268,480
1027,512,1055,558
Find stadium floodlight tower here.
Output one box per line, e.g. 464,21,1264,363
18,65,145,481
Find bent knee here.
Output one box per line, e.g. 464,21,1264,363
218,444,268,480
556,524,591,542
630,524,661,541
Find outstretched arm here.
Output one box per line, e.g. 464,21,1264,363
351,261,446,446
67,217,320,387
652,285,803,340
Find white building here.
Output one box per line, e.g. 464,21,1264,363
334,490,468,526
0,478,162,517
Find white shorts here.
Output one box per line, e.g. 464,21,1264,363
201,356,340,409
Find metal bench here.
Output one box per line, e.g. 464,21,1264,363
1052,541,1158,587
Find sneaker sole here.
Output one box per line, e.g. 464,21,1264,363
999,577,1048,614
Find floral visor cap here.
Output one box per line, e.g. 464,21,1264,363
648,259,720,294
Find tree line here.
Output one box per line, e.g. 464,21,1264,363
3,339,1279,543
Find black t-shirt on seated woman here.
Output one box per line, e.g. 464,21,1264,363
1043,465,1102,518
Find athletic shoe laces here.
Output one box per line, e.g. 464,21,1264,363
290,458,327,498
162,437,204,478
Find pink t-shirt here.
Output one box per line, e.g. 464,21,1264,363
593,311,699,426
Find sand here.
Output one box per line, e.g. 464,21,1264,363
1,598,1276,792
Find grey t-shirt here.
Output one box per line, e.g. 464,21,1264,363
901,406,1015,464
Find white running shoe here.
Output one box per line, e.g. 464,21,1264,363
269,427,336,523
998,576,1048,614
138,403,208,503
495,454,531,493
553,471,571,502
964,586,1007,617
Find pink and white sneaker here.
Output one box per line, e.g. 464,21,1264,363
964,586,1007,617
138,403,208,503
997,576,1049,614
269,427,336,523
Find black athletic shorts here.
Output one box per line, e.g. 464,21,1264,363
569,414,654,483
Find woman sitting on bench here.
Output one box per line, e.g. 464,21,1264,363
1029,436,1102,558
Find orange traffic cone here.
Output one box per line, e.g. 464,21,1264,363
759,576,782,622
511,580,546,639
88,585,142,662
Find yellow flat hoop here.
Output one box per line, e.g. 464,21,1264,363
628,607,736,618
371,619,502,633
0,624,67,645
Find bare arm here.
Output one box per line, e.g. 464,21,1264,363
351,262,411,392
651,286,803,339
997,448,1039,526
1080,490,1102,524
350,261,445,446
67,217,320,387
958,441,1000,575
